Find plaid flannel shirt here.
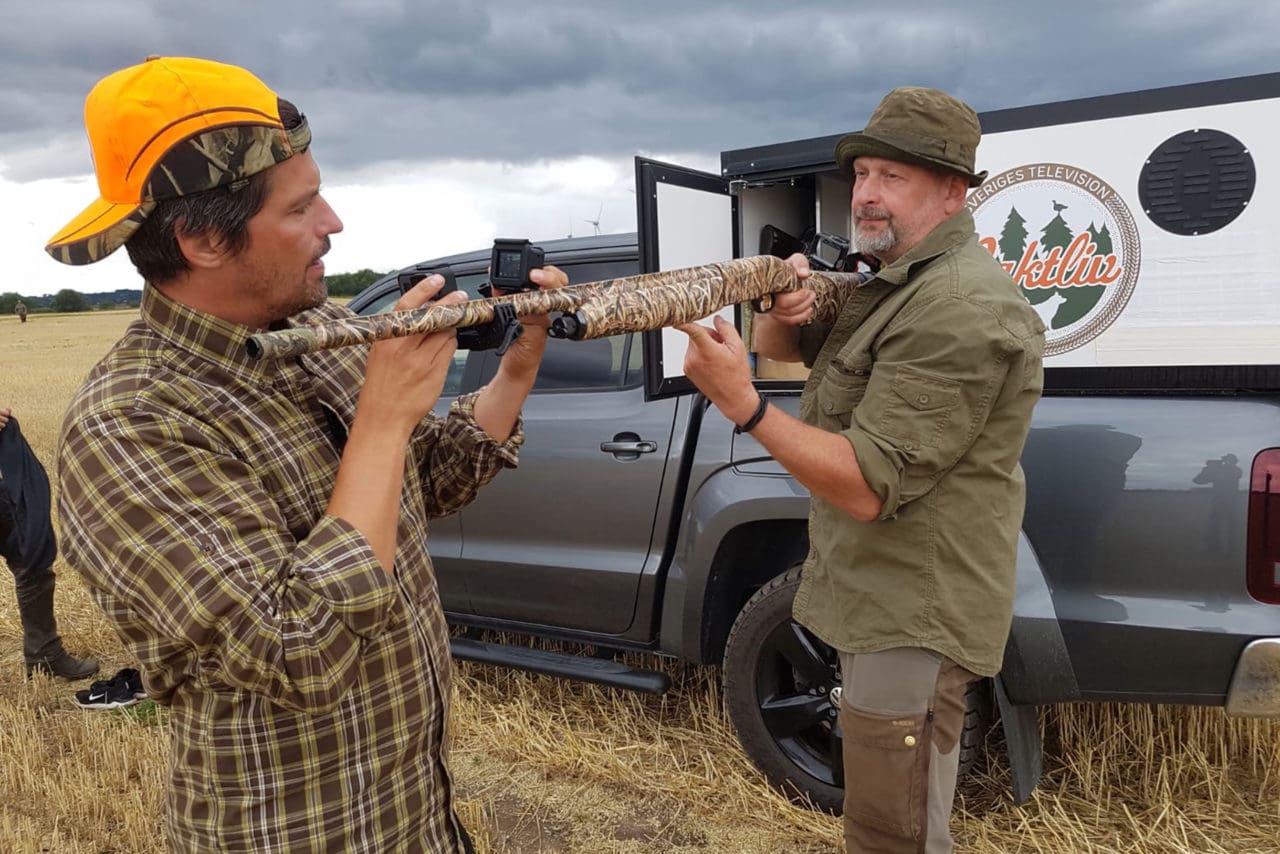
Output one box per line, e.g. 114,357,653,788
58,286,520,851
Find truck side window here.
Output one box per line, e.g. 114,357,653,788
532,336,625,391
529,260,639,394
624,332,643,385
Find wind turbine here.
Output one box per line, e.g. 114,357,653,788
583,202,603,236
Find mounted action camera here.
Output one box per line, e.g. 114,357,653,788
758,224,878,274
489,238,546,293
805,232,850,271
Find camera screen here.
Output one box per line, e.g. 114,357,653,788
497,249,523,280
815,241,840,265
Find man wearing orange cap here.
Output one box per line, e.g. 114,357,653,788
50,56,564,851
678,88,1045,852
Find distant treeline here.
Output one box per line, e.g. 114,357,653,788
2,269,389,315
1,289,133,313
324,269,389,297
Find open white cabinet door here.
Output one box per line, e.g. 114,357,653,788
634,157,737,400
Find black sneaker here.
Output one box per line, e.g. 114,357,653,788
75,668,145,710
119,667,147,700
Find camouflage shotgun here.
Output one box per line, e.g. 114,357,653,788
245,254,869,360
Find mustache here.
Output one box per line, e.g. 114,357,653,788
312,239,331,264
854,206,892,221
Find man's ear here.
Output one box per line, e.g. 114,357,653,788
941,174,969,215
174,222,230,271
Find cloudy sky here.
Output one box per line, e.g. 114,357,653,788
2,0,1277,297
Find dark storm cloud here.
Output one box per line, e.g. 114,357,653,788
1,0,1276,182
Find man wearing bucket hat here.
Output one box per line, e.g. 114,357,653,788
678,87,1044,852
50,56,565,851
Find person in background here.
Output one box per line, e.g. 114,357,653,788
49,56,563,851
0,406,99,680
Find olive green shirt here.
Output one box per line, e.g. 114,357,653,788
791,210,1045,677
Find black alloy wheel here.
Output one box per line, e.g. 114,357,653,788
722,567,846,812
755,616,845,788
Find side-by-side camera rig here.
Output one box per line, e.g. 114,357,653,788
396,239,549,355
759,224,880,274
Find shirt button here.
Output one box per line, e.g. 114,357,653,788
916,393,930,405
823,401,834,413
904,735,917,747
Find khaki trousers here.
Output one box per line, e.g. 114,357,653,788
839,648,974,854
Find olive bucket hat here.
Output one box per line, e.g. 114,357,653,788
834,86,987,187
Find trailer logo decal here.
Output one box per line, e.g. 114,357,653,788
967,163,1141,356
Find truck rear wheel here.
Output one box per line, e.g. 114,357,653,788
722,565,991,813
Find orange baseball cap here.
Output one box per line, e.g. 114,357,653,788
46,56,311,266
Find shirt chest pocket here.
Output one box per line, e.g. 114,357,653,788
816,359,873,430
876,367,961,449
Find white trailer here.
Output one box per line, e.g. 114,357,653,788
636,72,1280,398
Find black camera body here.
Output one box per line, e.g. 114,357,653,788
805,232,850,271
489,238,545,293
758,224,877,273
397,266,457,300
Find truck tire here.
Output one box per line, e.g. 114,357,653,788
722,566,991,814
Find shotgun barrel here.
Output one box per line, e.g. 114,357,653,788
245,254,867,361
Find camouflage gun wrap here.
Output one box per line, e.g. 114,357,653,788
245,254,868,360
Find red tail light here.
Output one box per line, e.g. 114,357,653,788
1247,449,1280,605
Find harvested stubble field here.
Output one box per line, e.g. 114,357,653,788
1,309,1277,853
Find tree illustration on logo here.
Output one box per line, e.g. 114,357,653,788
999,206,1028,263
1027,203,1110,330
1040,202,1074,254
1089,222,1113,255
1024,203,1073,311
1051,221,1110,328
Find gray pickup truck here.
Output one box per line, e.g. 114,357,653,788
349,72,1280,811
349,231,1279,812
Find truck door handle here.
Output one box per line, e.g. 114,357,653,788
600,433,658,457
600,440,657,454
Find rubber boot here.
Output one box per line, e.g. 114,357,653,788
15,568,99,681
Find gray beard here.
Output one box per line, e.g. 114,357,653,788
854,221,897,255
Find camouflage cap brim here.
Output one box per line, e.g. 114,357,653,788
45,200,154,266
